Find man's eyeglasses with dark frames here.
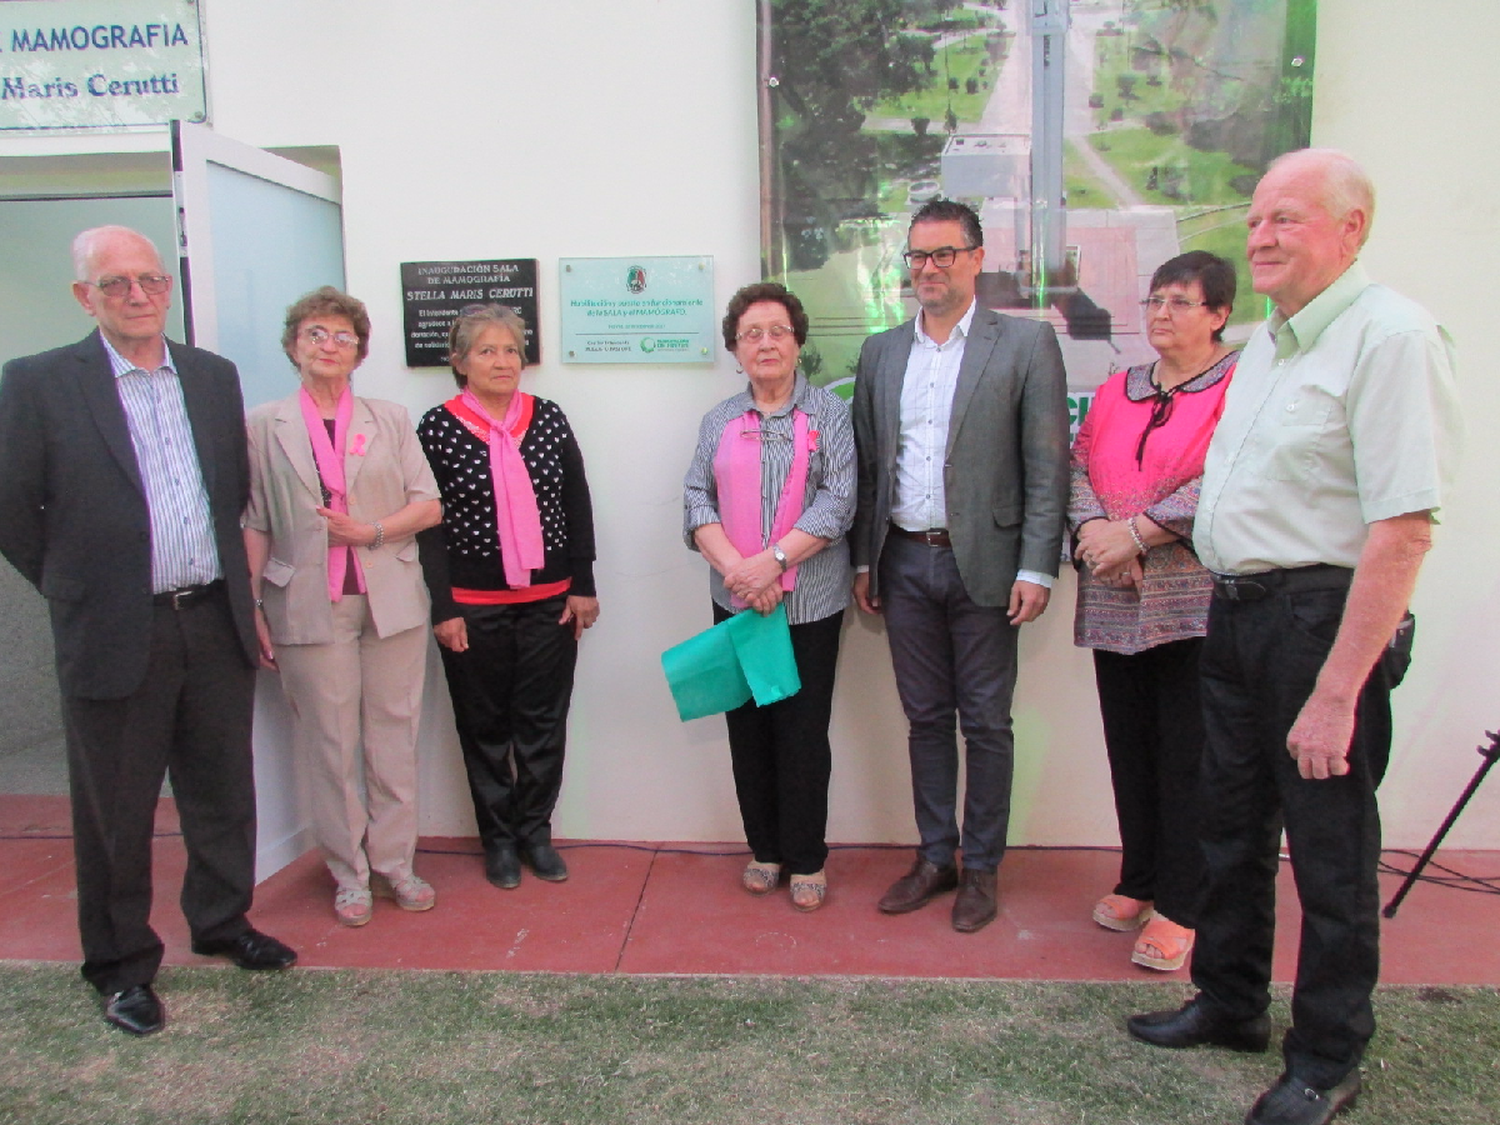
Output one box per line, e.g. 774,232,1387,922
88,275,172,298
902,246,977,270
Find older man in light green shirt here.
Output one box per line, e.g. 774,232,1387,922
1126,149,1461,1125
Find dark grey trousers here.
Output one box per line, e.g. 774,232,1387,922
879,535,1019,872
64,588,257,995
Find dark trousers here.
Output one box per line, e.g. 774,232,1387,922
879,535,1019,872
714,603,843,876
1192,581,1392,1088
439,595,577,854
63,590,257,995
1093,638,1207,927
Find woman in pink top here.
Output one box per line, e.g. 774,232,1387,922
1068,252,1239,971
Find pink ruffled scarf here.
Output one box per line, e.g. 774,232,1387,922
713,407,815,609
444,390,545,588
299,386,367,601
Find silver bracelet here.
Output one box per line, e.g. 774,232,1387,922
371,521,385,549
1126,516,1148,556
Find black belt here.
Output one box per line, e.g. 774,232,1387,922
152,579,224,610
890,524,952,548
1211,564,1353,603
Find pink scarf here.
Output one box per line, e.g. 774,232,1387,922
713,407,815,609
299,386,366,601
447,390,545,588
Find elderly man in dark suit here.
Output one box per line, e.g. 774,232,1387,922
0,225,295,1037
852,200,1069,933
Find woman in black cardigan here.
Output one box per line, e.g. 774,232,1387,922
419,304,598,890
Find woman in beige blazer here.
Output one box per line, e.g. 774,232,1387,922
244,287,442,927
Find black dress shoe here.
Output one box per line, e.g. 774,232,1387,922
104,984,165,1036
1246,1071,1361,1125
878,856,959,914
1126,996,1271,1052
522,843,569,882
951,869,998,933
485,843,522,889
191,927,298,970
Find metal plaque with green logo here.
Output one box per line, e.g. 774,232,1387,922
1,0,208,131
559,256,714,365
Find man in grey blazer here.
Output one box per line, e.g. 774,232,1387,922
0,226,295,1037
852,201,1069,932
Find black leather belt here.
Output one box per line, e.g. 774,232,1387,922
152,579,224,610
1211,564,1352,603
890,524,952,548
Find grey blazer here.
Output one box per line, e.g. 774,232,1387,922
0,330,259,699
851,307,1070,607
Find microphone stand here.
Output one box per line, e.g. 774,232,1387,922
1383,730,1500,918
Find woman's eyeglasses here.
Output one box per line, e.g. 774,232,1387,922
736,325,796,343
301,327,360,349
1140,296,1208,314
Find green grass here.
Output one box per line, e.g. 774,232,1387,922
1087,128,1258,208
868,34,1005,126
2,966,1497,1124
1064,137,1122,209
1092,28,1183,128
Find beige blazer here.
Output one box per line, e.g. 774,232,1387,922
245,392,440,644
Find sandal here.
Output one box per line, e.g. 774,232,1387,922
742,861,781,896
1132,914,1195,971
1093,893,1153,932
789,871,827,913
334,885,373,927
373,871,436,912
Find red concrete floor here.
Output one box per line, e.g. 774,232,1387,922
3,795,1498,985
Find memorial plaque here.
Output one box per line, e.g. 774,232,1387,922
559,256,714,364
401,259,539,369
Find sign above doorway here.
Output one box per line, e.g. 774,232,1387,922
0,0,208,132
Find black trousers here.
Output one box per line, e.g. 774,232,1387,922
1092,638,1207,927
715,603,843,876
439,595,577,854
1191,578,1392,1088
63,589,257,995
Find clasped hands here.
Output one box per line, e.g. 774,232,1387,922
1075,518,1143,589
723,549,784,616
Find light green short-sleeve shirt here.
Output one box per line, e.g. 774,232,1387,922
1195,264,1461,575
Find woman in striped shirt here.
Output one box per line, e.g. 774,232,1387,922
682,282,855,912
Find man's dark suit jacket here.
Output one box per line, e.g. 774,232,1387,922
0,329,259,700
851,307,1070,608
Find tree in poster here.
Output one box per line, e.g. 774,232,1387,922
769,0,933,269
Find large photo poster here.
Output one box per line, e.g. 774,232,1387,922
758,0,1316,403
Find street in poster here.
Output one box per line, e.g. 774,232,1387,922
401,259,539,368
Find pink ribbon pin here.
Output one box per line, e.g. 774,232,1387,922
350,433,367,456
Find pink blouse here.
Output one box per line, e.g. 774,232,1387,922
1068,351,1237,654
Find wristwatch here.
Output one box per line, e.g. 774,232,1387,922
771,543,789,571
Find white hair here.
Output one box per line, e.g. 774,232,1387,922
71,225,165,281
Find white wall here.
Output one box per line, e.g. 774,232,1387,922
5,0,1495,849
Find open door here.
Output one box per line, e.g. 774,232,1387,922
171,119,345,409
172,120,346,880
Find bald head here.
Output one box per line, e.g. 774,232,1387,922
1246,149,1374,317
1263,149,1376,248
72,226,165,283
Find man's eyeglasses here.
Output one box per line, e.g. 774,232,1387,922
902,246,977,270
88,274,171,298
736,324,796,343
301,326,361,349
1140,296,1208,314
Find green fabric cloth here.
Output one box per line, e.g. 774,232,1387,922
661,605,802,722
